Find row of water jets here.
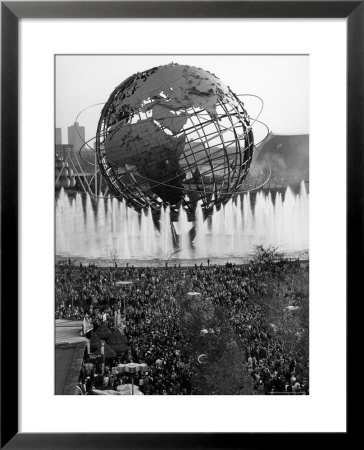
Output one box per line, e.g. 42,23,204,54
56,182,308,260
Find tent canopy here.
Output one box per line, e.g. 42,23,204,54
107,329,129,354
103,341,116,359
90,333,101,353
95,324,112,340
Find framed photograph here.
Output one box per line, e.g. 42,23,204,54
1,1,360,447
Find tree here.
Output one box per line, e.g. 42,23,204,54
193,345,255,395
251,244,283,266
178,292,254,395
250,252,309,381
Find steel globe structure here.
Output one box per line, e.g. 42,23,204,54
95,63,254,219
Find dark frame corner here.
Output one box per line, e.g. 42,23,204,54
1,1,361,448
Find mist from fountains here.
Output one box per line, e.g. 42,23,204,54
56,182,308,261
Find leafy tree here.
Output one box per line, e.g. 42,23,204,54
250,248,309,380
178,292,254,394
251,244,283,266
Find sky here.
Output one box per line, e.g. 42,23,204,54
55,54,309,144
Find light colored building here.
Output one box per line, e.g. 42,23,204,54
55,127,62,145
68,121,86,153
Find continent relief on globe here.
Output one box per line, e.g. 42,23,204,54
105,120,186,204
108,64,230,123
104,63,236,204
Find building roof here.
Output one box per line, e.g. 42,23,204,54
55,320,87,395
244,132,309,190
55,342,86,395
94,324,112,340
55,319,87,344
107,329,129,354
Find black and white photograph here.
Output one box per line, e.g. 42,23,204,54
55,54,309,396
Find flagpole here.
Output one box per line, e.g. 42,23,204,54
101,340,105,376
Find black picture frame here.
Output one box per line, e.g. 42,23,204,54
1,1,360,448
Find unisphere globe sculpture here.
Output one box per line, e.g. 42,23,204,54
95,63,254,219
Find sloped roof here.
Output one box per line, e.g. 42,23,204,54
107,329,129,354
103,342,116,359
245,132,309,189
55,319,87,344
95,324,112,340
55,341,86,395
90,333,102,353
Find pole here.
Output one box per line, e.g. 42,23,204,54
101,340,105,376
131,374,134,395
94,148,97,196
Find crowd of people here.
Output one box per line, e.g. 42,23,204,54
56,256,309,395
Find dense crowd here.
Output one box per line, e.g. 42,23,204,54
56,257,309,395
